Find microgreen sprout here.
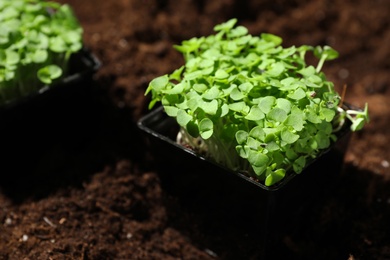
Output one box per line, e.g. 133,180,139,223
335,103,369,132
146,18,369,186
0,0,83,104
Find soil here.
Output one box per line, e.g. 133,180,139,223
1,0,390,259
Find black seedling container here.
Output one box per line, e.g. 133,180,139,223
0,48,101,178
138,106,352,258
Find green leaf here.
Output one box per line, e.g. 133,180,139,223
266,141,279,152
315,130,330,149
187,96,200,110
169,66,184,81
248,152,269,177
222,84,237,96
146,75,169,94
199,118,214,139
187,121,200,137
261,33,282,46
235,130,248,145
362,103,370,123
164,106,179,117
267,62,285,77
286,147,298,160
214,18,237,32
5,50,19,65
248,150,269,167
271,151,284,166
247,137,262,150
258,96,276,114
245,106,265,121
307,74,322,84
162,94,181,106
202,86,220,100
281,129,299,144
221,103,229,117
215,69,229,79
200,99,218,115
193,83,208,93
265,169,285,186
236,35,252,45
307,137,318,150
285,113,304,131
320,107,336,122
164,83,184,95
298,66,316,77
351,117,365,131
238,82,253,93
288,88,306,100
249,126,265,141
267,107,287,122
230,86,244,101
280,77,297,89
50,36,67,53
2,6,19,20
185,70,202,80
199,59,214,68
236,145,250,159
177,109,192,127
293,156,306,173
276,98,291,114
229,26,248,38
314,46,339,60
306,110,322,124
32,49,48,63
316,121,332,135
200,66,214,76
37,65,62,85
229,101,249,113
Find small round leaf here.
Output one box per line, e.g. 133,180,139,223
199,118,214,139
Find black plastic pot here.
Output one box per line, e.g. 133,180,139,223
138,106,352,258
0,48,101,178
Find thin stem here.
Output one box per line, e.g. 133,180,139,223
316,54,327,73
346,110,364,116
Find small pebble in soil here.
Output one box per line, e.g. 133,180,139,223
22,234,28,242
43,217,57,228
126,233,133,239
204,248,218,258
119,38,128,48
381,160,389,168
4,218,12,226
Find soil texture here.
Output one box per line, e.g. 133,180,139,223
1,0,390,259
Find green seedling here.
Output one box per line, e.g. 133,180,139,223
146,18,369,186
0,0,83,104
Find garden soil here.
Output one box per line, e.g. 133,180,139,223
1,0,390,259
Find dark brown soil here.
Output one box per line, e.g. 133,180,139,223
1,0,390,259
